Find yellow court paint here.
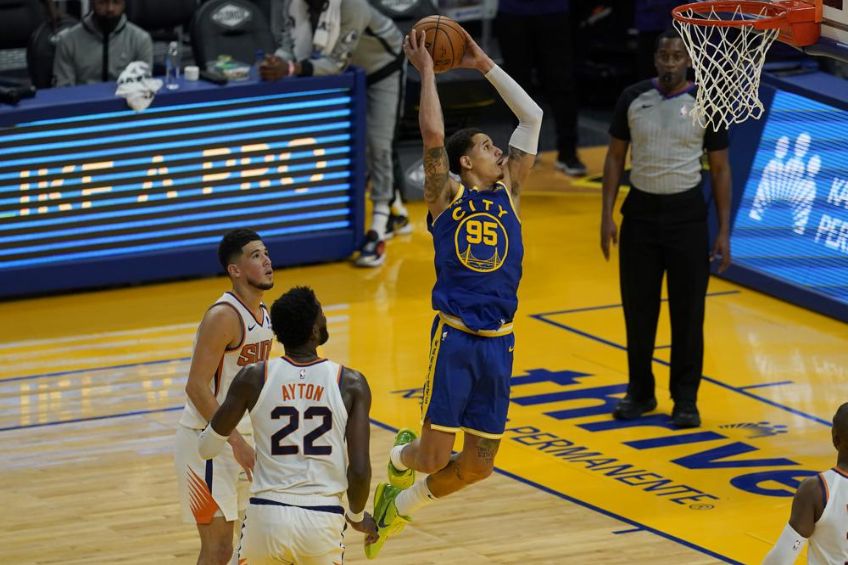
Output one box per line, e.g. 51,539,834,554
1,149,844,563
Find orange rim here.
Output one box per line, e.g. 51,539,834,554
672,1,789,29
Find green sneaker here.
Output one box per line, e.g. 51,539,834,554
364,482,410,559
387,428,417,489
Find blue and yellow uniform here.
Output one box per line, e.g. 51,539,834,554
421,182,523,439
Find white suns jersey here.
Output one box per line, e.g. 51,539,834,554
249,357,349,507
808,468,848,565
179,292,274,434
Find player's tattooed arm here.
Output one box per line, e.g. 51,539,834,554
423,146,457,218
424,147,450,202
505,145,532,214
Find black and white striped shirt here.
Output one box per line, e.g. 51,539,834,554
609,79,729,195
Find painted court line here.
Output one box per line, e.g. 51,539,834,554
529,296,832,428
367,418,739,564
612,527,644,535
738,381,795,390
0,387,739,562
533,290,741,318
1,356,192,384
0,406,183,432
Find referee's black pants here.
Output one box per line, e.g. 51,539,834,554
619,185,710,405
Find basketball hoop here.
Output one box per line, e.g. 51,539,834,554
672,1,821,130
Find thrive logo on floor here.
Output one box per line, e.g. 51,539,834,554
390,366,830,563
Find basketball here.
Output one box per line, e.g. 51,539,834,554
411,15,467,73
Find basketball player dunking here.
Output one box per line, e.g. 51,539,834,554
763,403,848,565
364,28,543,558
199,286,378,564
175,229,274,565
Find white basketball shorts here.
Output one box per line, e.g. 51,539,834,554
174,425,251,524
238,500,346,565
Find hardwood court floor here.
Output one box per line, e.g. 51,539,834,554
1,148,845,564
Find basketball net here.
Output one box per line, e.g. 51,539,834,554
673,3,781,131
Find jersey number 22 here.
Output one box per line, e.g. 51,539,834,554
270,406,332,456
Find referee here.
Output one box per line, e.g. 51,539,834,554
600,29,732,428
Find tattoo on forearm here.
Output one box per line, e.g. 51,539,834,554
476,438,500,462
507,146,530,195
424,147,450,204
508,146,529,160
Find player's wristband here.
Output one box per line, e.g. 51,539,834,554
286,60,296,77
346,509,365,523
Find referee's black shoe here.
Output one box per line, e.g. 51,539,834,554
612,395,657,420
672,402,701,428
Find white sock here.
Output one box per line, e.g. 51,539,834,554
390,445,408,471
371,203,390,239
391,194,408,217
395,479,436,517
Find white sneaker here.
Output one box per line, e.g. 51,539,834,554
354,230,386,267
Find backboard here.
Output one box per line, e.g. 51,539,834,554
815,0,848,58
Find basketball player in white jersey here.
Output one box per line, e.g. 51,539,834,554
198,286,377,564
175,229,275,565
763,402,848,565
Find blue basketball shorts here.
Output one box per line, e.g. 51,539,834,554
420,314,515,439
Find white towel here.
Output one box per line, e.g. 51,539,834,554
115,61,163,112
288,0,342,59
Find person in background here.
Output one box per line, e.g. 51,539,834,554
53,0,152,86
600,29,732,429
261,0,408,268
763,403,848,565
495,0,586,176
634,0,688,80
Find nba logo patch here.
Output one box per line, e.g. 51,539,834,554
680,105,689,117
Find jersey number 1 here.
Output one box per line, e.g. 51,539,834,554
270,406,332,455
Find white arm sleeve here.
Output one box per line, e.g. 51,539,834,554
484,64,543,155
198,425,229,460
762,524,806,565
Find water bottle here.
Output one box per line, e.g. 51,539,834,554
165,41,181,90
251,49,265,82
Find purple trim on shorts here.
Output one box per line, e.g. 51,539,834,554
205,458,213,491
249,497,344,515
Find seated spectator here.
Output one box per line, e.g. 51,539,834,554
53,0,152,86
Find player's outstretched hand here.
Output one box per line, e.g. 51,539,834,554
348,512,379,544
456,28,492,74
404,30,433,74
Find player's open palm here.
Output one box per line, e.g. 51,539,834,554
601,216,618,261
231,435,256,481
404,30,433,73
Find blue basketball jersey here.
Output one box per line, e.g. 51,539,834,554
428,183,523,332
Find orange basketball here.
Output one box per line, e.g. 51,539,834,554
411,15,467,73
